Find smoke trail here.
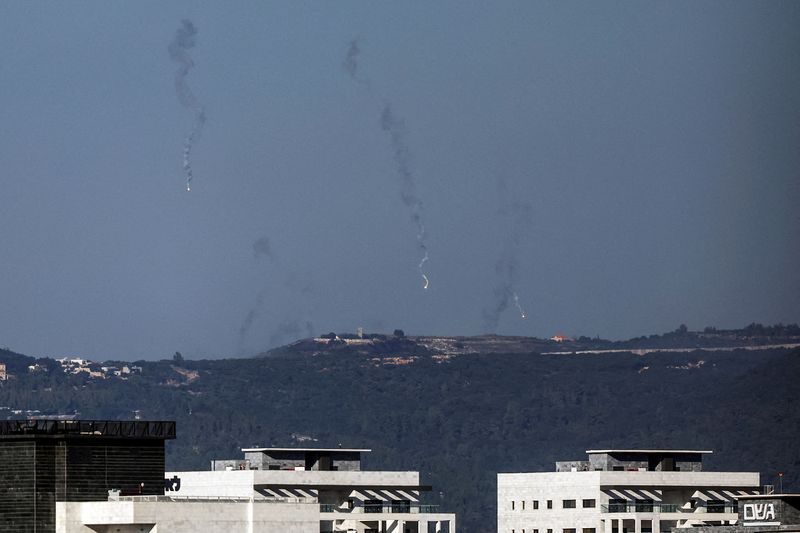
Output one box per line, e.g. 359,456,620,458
483,180,531,329
168,19,206,192
268,319,315,348
252,237,273,260
513,291,527,319
238,238,317,354
380,104,430,289
343,38,361,80
239,289,266,341
343,40,430,290
238,236,276,349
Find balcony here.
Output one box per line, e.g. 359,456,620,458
320,503,440,514
601,503,737,514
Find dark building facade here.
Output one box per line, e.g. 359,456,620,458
0,419,175,533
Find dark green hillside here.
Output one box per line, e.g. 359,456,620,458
0,345,797,532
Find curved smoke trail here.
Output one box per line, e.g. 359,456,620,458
380,104,430,289
168,20,205,192
343,39,430,290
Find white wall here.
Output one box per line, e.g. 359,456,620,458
498,472,603,533
56,500,320,533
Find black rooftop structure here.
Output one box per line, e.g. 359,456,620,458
0,420,176,533
0,419,176,439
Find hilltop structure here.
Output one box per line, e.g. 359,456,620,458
498,449,763,533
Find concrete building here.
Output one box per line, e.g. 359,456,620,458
498,450,761,533
57,446,455,533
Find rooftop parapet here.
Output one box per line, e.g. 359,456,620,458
0,419,176,439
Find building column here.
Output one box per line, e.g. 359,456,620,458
652,519,660,533
634,518,641,533
418,519,428,533
604,518,612,533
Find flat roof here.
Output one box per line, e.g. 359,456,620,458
242,447,371,453
738,494,800,499
0,420,176,440
586,449,713,454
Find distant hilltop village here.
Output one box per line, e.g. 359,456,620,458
1,357,142,381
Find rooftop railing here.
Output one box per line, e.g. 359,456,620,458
601,503,737,514
117,495,316,504
0,420,176,439
320,503,440,514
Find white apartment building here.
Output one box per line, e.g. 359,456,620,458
57,447,455,533
498,450,761,533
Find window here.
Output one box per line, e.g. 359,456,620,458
533,500,539,510
706,500,725,514
564,529,576,533
583,529,596,533
563,500,576,509
583,499,596,508
547,529,553,533
391,500,411,513
547,500,553,509
612,466,624,471
364,499,383,513
522,501,526,510
534,530,539,533
635,499,654,513
608,499,626,513
512,501,516,511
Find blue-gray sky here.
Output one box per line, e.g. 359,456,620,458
1,1,798,360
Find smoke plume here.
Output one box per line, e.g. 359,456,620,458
168,19,206,192
483,180,531,330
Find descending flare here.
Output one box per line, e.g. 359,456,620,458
419,251,430,290
513,292,527,319
483,180,532,330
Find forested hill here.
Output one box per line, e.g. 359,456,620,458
0,335,798,532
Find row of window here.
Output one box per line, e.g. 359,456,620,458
511,499,596,511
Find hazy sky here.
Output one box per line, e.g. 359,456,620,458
1,1,798,360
